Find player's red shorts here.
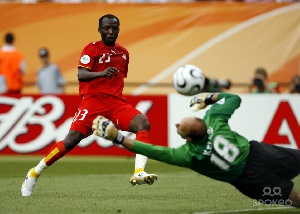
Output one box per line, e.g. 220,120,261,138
70,94,142,137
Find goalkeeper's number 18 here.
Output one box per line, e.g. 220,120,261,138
210,135,240,171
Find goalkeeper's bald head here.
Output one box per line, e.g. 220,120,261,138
176,117,207,142
188,117,207,141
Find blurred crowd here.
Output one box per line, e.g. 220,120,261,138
0,31,299,95
0,32,66,95
199,66,300,94
247,67,300,94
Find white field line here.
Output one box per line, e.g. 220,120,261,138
192,206,295,214
131,3,300,95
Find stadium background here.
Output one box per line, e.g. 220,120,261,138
1,3,300,213
0,2,300,156
0,2,299,94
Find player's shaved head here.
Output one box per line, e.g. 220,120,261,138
176,117,207,141
99,14,120,28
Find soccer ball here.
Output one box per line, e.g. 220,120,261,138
172,64,205,96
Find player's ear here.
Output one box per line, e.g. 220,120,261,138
98,27,101,33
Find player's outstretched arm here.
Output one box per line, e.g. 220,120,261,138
92,116,134,149
121,138,134,149
92,116,191,168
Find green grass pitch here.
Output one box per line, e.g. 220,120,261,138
0,156,299,214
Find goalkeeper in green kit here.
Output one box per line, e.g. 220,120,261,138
93,92,300,207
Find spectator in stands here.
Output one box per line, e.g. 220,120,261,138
0,74,6,94
0,32,26,94
248,67,279,93
289,74,300,94
36,47,66,94
202,77,231,93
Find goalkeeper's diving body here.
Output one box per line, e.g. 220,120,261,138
93,92,300,207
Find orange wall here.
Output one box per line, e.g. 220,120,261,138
0,2,299,94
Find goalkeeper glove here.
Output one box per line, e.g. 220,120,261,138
92,116,124,145
190,93,214,112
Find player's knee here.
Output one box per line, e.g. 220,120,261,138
134,121,150,132
130,115,150,132
138,119,150,130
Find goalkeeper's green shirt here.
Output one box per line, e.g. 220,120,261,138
130,93,250,183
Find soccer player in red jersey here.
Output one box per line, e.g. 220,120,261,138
21,14,157,197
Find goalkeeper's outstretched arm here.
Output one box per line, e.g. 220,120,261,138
189,93,219,111
92,116,190,167
119,137,134,149
92,115,137,149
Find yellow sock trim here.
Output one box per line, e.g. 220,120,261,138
134,168,144,174
29,168,40,178
44,147,59,163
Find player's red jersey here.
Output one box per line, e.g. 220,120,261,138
78,41,129,100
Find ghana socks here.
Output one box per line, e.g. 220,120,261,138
134,130,151,173
34,141,68,175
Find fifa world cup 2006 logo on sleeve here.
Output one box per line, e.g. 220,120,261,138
252,187,292,206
